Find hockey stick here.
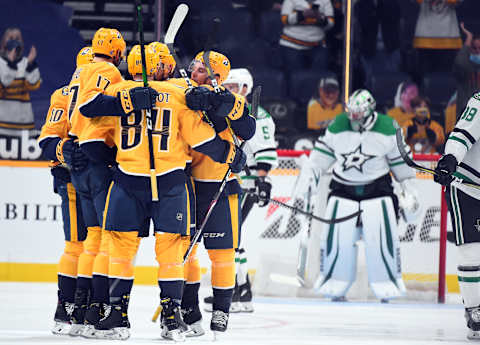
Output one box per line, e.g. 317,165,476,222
163,3,193,89
135,0,158,201
394,126,480,190
243,190,362,224
182,143,246,264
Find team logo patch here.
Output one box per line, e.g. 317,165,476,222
341,145,375,173
223,59,229,66
176,213,183,221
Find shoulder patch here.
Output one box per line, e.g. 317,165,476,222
327,113,351,133
61,86,69,96
474,92,480,101
256,105,270,119
370,113,396,135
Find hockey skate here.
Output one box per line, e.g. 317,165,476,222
94,295,131,340
182,305,205,337
160,298,187,342
465,307,480,340
69,288,89,336
230,277,254,313
211,310,229,333
51,292,74,335
81,302,107,338
203,295,214,312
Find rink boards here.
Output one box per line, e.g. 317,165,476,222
0,162,459,294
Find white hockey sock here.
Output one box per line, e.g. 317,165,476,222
236,248,248,286
458,265,480,308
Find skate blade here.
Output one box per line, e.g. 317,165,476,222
184,321,205,337
161,329,186,342
467,329,480,340
240,302,254,313
212,330,226,341
80,325,97,338
68,324,85,337
203,304,213,312
229,302,242,313
94,327,130,340
51,321,71,335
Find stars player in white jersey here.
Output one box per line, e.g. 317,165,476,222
203,68,278,312
305,89,419,301
434,92,480,340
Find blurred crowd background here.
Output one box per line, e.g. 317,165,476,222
1,0,479,159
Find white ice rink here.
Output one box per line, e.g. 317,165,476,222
0,282,471,345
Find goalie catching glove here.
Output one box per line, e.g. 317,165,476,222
56,138,88,172
118,86,158,115
254,176,272,207
433,154,458,186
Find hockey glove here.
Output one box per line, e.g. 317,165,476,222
57,139,89,172
229,146,247,174
185,86,213,111
118,86,158,114
255,176,272,207
434,154,458,186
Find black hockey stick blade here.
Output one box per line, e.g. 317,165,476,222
245,190,362,224
394,126,480,190
251,85,262,118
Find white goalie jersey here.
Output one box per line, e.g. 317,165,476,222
444,92,480,200
310,112,415,185
239,105,278,189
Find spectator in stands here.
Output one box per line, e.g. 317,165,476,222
403,96,445,154
307,76,343,133
0,27,41,137
453,22,480,119
444,91,457,136
279,0,334,76
355,0,402,76
412,0,462,84
387,81,419,127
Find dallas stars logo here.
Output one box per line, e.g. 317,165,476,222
341,145,375,173
474,219,480,232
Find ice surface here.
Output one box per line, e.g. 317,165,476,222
0,282,468,345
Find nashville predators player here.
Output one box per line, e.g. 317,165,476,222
37,46,93,335
185,51,256,334
78,45,247,341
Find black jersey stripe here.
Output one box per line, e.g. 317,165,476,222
459,162,480,179
453,128,476,146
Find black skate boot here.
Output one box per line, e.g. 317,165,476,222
81,302,108,338
160,298,186,342
52,291,74,335
465,306,480,340
182,304,204,337
94,295,130,340
69,288,89,336
238,275,254,312
211,310,229,332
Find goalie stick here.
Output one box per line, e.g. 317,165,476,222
394,126,480,190
244,190,362,224
135,0,158,201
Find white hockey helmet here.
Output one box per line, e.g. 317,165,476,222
223,68,253,96
346,89,376,122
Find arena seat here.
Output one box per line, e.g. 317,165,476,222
251,67,288,100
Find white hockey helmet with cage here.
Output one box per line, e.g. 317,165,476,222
223,68,253,96
347,89,376,122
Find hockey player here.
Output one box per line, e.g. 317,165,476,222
433,92,480,340
37,46,93,335
307,89,418,301
61,28,156,336
78,45,247,340
185,51,256,333
203,68,278,313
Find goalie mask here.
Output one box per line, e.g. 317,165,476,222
223,68,253,96
347,89,376,131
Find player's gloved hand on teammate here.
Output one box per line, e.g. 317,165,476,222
255,176,272,207
210,88,236,118
229,145,247,173
62,139,89,172
434,154,458,186
118,86,158,114
185,86,213,111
